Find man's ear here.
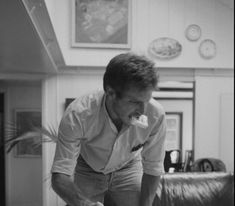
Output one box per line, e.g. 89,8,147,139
106,86,116,99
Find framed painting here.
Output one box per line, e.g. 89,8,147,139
165,112,183,151
71,0,132,48
14,109,42,157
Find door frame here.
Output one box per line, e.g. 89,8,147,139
0,91,6,206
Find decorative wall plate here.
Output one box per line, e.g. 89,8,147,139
185,24,201,41
199,39,216,59
148,37,182,59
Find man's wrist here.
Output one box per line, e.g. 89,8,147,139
79,198,95,206
140,197,152,206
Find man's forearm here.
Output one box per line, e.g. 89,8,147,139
51,173,94,206
140,173,161,206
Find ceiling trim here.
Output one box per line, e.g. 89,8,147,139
0,72,47,81
22,0,65,71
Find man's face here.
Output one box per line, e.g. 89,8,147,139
111,86,153,126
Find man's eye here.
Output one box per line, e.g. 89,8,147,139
130,101,140,105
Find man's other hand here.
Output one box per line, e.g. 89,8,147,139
90,202,104,206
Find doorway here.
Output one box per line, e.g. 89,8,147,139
0,92,6,205
153,81,195,163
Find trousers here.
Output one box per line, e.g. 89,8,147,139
74,155,143,206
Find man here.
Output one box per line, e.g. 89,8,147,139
51,53,166,206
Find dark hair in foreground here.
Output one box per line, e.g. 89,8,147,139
103,53,158,97
153,172,234,206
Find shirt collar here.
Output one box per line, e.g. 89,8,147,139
102,93,118,134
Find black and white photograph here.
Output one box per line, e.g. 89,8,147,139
0,0,233,206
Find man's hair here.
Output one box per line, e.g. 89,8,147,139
103,53,158,97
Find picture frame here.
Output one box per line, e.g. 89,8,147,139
71,0,132,49
165,112,183,151
14,109,42,157
164,149,182,173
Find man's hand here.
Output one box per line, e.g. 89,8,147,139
90,202,103,206
82,200,103,206
140,173,161,206
52,173,104,206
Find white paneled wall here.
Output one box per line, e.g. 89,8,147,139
2,82,42,206
45,0,234,68
42,76,58,206
194,76,234,171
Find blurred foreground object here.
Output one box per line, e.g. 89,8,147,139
153,172,234,206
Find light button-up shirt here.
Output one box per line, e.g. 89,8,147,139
51,90,166,176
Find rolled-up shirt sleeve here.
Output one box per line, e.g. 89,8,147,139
141,114,166,176
51,111,83,176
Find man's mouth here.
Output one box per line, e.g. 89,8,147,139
129,112,142,119
130,114,148,128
